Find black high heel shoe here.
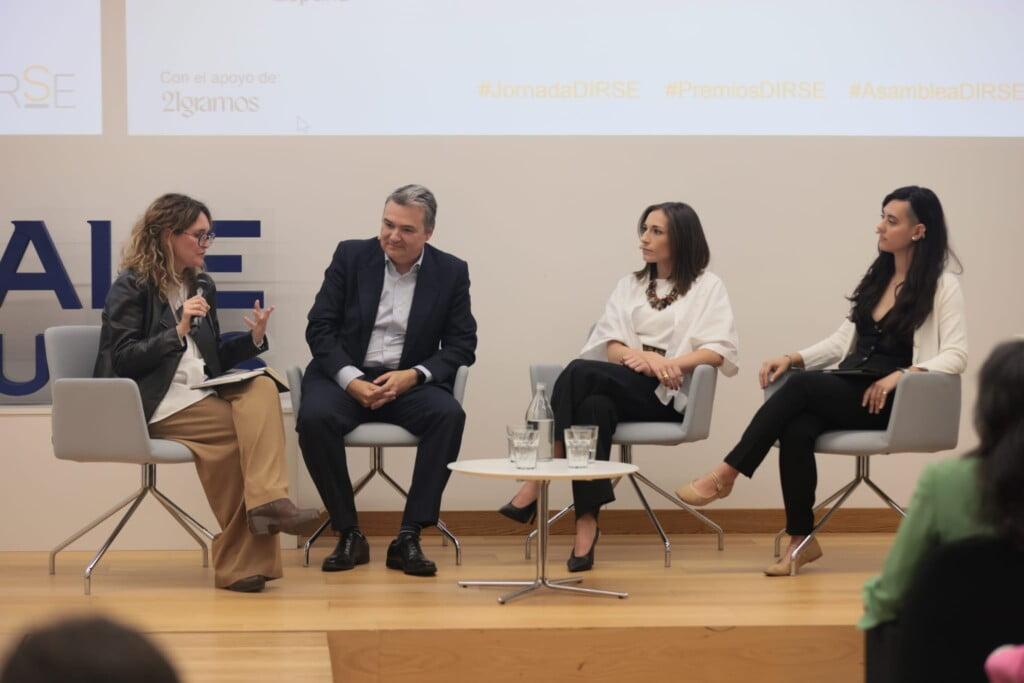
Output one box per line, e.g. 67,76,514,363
567,528,600,572
498,500,537,524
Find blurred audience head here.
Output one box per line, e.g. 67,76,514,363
975,339,1024,547
0,616,179,683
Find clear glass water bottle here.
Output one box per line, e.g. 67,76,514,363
526,382,554,461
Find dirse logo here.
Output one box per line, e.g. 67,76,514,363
0,66,78,109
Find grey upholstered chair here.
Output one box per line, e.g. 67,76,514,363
765,369,961,575
44,325,215,595
525,363,723,567
287,365,469,567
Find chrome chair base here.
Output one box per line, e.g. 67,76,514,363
461,481,628,604
773,454,907,575
525,445,725,567
49,463,215,595
302,447,461,567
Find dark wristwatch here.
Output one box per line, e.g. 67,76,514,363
413,367,426,385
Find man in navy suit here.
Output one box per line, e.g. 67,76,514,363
297,185,477,576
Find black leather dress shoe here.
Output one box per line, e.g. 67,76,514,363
567,528,600,573
321,529,370,572
386,533,437,576
225,575,266,592
498,500,537,524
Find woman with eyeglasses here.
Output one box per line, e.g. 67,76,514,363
94,193,318,593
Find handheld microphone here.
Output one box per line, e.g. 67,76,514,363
191,274,211,333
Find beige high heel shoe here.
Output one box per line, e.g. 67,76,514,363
675,471,734,506
764,537,823,576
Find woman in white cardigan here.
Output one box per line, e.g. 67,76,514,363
499,202,740,572
677,186,967,575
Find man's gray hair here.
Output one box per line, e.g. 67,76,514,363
386,184,437,232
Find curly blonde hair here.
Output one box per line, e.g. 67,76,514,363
120,193,210,298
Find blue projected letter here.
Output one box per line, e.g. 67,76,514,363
0,221,81,308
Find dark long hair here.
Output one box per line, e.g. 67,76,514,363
847,186,960,337
976,340,1024,547
633,202,710,296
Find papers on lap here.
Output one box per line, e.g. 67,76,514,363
190,366,288,392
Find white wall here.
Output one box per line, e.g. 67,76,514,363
1,1,1022,550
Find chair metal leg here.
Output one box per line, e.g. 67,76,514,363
860,455,907,517
150,487,215,541
376,453,462,563
863,478,906,516
303,518,332,568
787,477,862,576
436,519,462,565
628,474,672,567
773,478,858,559
632,471,727,551
151,489,210,568
49,488,143,575
83,489,148,595
304,453,379,567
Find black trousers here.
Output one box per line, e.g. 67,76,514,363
551,359,681,517
723,371,892,535
295,363,466,532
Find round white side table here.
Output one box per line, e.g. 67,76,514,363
448,458,638,604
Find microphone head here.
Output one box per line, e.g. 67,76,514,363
193,272,212,298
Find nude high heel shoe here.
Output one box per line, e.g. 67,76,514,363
675,471,734,507
764,537,823,576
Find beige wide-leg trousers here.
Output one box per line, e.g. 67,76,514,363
149,376,289,588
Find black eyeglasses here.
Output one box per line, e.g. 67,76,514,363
183,231,216,246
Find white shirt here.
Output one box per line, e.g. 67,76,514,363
336,251,432,390
631,278,678,351
580,271,740,412
798,271,968,374
149,286,215,424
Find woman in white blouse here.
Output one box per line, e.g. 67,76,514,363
94,193,318,592
677,185,967,576
499,202,740,572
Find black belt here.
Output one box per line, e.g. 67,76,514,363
642,345,666,356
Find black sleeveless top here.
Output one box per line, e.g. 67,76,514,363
836,311,913,375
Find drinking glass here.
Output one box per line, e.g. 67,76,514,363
564,428,590,469
570,424,599,462
511,428,539,470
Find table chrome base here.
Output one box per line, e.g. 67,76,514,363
458,481,629,604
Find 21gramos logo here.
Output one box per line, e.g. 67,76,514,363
0,65,78,109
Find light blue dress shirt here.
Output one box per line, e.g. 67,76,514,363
335,250,432,390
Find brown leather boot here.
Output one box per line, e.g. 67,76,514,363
246,498,320,536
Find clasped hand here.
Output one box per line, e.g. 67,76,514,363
347,369,419,410
621,349,683,390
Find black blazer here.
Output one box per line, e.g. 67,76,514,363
94,270,267,421
305,238,477,391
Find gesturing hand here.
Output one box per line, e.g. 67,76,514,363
862,371,901,415
243,299,275,347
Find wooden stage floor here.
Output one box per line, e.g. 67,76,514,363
0,533,890,682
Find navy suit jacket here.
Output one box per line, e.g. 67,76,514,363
305,238,477,392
